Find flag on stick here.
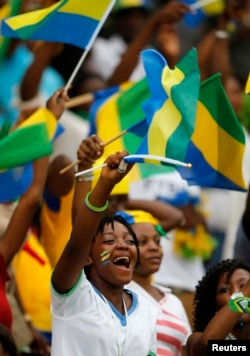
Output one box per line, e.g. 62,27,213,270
1,0,116,50
90,78,171,180
177,73,247,191
131,48,246,191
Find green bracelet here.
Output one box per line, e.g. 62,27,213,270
228,297,250,314
84,191,108,213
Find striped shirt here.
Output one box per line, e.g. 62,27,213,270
127,281,191,356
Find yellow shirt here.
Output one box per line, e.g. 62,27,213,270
12,231,52,332
40,186,74,268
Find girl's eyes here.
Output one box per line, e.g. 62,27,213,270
104,239,115,244
239,282,247,289
125,239,136,245
102,238,135,245
138,238,161,246
138,239,147,246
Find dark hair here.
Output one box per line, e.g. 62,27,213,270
193,258,250,332
84,215,140,277
0,324,18,356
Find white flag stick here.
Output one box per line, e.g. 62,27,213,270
64,0,116,91
75,163,107,177
74,154,192,178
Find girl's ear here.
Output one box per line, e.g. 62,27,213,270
85,256,93,266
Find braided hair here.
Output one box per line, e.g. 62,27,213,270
193,258,250,332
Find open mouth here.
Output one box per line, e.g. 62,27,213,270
113,256,130,269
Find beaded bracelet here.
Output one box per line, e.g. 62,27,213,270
84,191,108,213
228,296,250,314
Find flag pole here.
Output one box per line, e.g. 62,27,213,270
64,0,116,91
75,163,107,177
64,50,89,91
59,130,128,174
74,154,192,177
65,92,94,109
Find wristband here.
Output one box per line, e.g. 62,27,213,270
214,30,230,39
75,173,94,182
228,296,250,314
84,191,108,213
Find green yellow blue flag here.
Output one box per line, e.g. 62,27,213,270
1,0,116,50
134,47,200,164
0,108,58,202
90,46,201,181
90,79,173,181
124,49,247,192
177,73,247,191
0,108,57,169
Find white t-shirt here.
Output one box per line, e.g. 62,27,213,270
127,280,191,356
51,272,157,356
89,35,146,82
154,235,205,292
51,110,90,163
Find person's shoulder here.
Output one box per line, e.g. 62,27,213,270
153,283,185,306
186,331,203,356
152,283,172,294
136,291,158,313
125,287,157,315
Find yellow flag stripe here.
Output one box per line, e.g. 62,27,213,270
148,66,184,155
60,0,113,20
20,108,57,139
192,101,246,187
5,2,62,29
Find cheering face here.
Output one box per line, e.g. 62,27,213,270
216,269,250,310
89,221,139,286
132,222,163,276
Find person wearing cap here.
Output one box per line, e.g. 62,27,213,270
116,210,191,356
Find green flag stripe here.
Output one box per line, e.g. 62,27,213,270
199,74,245,144
0,124,52,169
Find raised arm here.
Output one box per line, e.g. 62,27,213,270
20,42,63,102
71,134,104,223
126,199,184,232
187,274,250,355
108,1,191,86
52,151,133,294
